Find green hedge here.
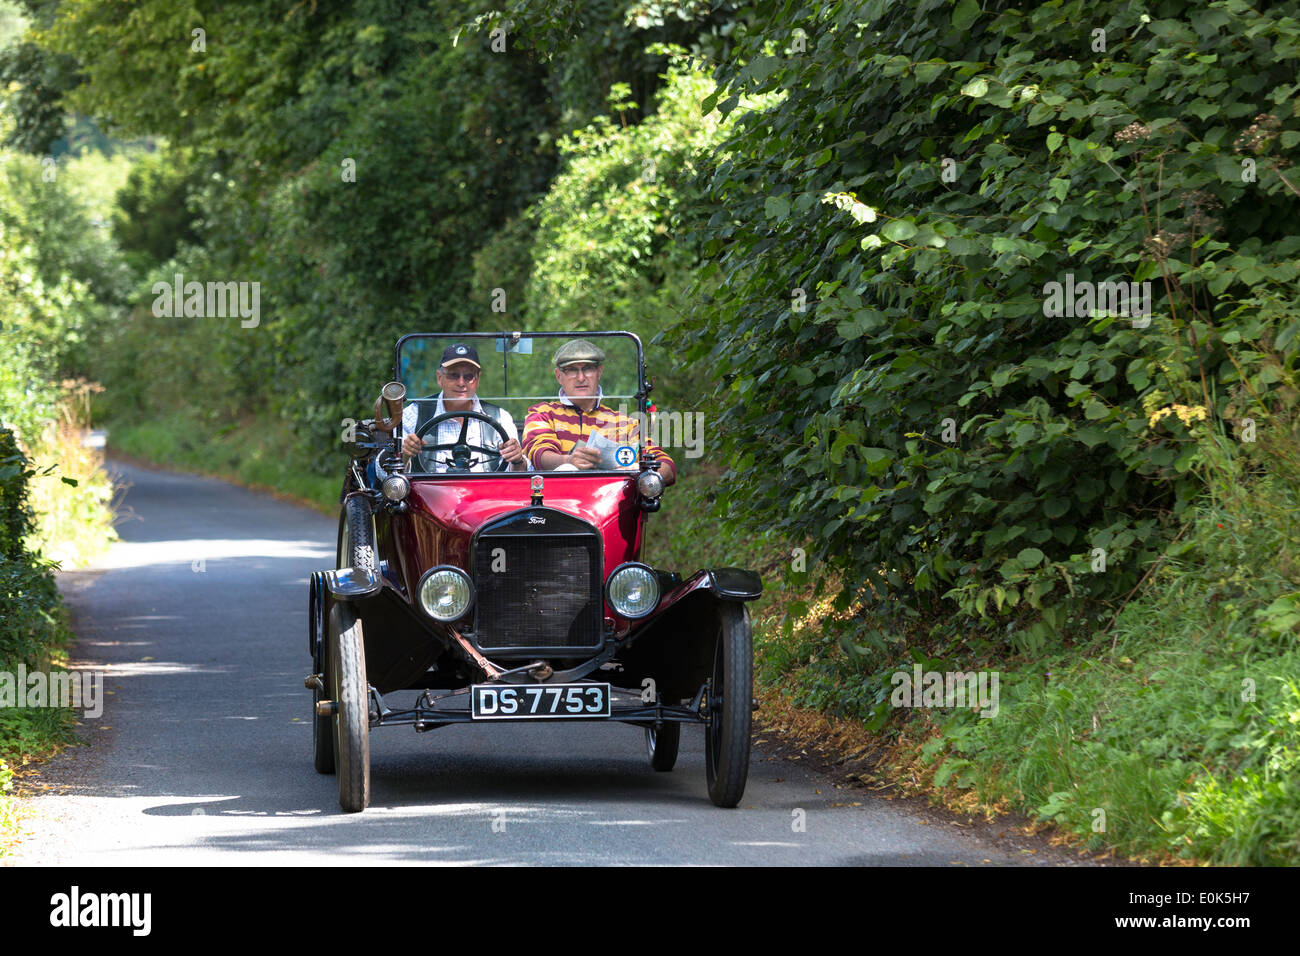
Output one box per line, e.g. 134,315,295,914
676,0,1300,647
0,428,63,668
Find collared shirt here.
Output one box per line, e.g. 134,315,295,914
402,393,525,473
521,388,673,469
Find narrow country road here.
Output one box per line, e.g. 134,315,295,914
9,460,1084,866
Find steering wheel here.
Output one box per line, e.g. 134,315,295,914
414,410,514,473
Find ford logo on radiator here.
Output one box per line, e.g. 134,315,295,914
528,515,546,525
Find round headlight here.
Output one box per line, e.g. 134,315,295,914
605,563,660,619
636,470,664,499
418,567,474,622
382,474,410,502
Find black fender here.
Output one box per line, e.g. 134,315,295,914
612,567,762,700
702,567,763,601
638,567,762,625
309,568,382,670
309,571,325,659
309,568,456,693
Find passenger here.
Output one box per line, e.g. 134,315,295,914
522,339,675,484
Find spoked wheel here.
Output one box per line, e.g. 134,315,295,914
329,603,370,812
646,721,680,772
316,495,374,777
311,580,334,774
704,602,753,808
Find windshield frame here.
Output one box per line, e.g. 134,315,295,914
392,330,649,479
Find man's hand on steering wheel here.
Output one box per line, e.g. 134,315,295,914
406,410,522,472
401,432,425,458
496,437,525,467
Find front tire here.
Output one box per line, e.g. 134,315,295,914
646,722,680,772
319,495,373,777
337,495,376,574
704,602,752,808
311,581,334,774
329,603,370,812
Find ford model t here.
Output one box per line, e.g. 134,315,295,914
306,331,763,811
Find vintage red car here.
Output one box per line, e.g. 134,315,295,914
306,331,762,811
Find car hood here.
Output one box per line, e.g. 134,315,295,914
408,474,636,534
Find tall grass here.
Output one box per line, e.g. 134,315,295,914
25,379,119,567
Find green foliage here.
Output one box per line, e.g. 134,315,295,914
470,214,538,329
40,1,674,472
454,0,744,120
13,0,1298,866
642,464,784,582
112,147,202,271
523,56,742,411
0,427,36,559
0,106,117,654
29,0,744,480
0,1,26,49
0,756,14,849
106,415,340,514
757,418,1300,863
677,0,1300,641
525,60,719,315
0,430,67,667
0,113,124,822
0,34,76,153
0,147,132,380
0,37,58,150
892,414,1300,862
0,689,79,856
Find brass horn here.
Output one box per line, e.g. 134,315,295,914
372,381,406,432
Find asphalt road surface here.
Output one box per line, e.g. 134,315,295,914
10,460,1083,866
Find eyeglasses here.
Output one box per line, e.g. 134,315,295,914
560,364,601,376
441,369,479,382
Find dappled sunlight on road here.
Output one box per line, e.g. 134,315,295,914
91,538,332,571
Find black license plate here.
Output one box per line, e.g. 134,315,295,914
471,683,612,719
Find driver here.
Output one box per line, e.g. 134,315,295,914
399,343,528,472
522,339,676,484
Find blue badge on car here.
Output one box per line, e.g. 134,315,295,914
615,445,637,466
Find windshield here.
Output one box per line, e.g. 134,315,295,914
395,331,648,476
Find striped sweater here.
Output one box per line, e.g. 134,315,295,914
522,393,672,468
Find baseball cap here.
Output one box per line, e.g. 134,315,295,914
440,343,481,369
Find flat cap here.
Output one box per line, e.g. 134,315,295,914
553,338,606,368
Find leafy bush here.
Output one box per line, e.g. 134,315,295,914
521,56,746,417
0,427,36,560
0,429,64,667
677,0,1300,645
33,0,745,479
0,108,117,651
112,146,202,272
